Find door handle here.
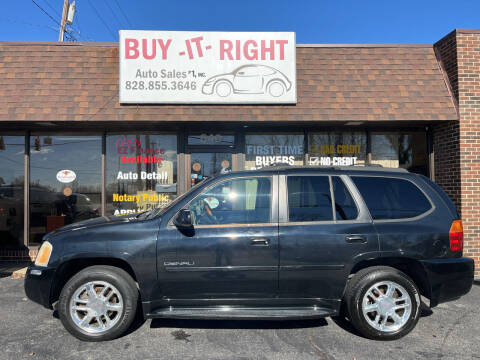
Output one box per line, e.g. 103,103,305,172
345,235,367,244
250,238,270,246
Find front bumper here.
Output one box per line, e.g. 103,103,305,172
421,257,474,307
202,83,214,94
24,266,56,309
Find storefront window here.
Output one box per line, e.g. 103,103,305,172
371,132,428,175
308,132,366,166
0,136,24,248
29,135,102,245
245,133,304,170
106,134,177,216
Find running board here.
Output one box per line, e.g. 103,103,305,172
146,306,335,320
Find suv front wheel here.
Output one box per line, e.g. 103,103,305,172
345,266,421,340
58,265,139,342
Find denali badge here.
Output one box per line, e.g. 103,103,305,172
164,261,195,266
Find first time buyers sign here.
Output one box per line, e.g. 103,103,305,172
119,30,296,104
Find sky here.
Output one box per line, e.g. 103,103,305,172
0,0,479,44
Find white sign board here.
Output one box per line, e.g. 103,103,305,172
119,30,296,104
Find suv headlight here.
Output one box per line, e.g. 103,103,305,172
35,241,53,267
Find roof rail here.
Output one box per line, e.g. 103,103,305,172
252,165,409,173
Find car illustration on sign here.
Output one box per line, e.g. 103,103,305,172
202,65,292,97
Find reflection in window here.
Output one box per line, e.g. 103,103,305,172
188,177,271,225
287,176,333,222
309,132,366,166
106,134,177,216
0,136,24,248
371,132,428,175
245,133,304,170
29,135,102,245
190,153,231,186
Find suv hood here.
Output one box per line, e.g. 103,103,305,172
48,214,137,236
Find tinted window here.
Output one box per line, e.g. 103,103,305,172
332,177,358,220
352,176,431,220
188,177,271,225
288,176,333,222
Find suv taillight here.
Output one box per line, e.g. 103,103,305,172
449,220,463,252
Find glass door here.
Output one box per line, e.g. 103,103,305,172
190,153,232,186
185,132,238,189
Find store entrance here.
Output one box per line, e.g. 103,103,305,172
189,152,233,187
185,132,239,190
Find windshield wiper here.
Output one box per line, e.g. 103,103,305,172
135,210,151,219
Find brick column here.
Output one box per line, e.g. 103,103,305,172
435,30,480,275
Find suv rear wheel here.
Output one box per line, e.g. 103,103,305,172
345,266,421,340
58,265,138,342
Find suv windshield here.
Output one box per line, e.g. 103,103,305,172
145,178,209,219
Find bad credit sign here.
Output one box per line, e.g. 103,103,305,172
119,30,296,104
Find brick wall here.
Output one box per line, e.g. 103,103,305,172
435,30,480,275
456,31,480,271
432,121,461,210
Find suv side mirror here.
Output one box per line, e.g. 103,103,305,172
173,209,193,229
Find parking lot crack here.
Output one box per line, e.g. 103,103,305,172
308,330,336,360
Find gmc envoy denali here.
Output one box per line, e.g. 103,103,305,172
25,166,474,341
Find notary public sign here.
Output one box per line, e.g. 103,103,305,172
119,30,296,104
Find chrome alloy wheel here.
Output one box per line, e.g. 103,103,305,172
69,281,124,334
361,280,412,332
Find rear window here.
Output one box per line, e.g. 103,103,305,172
352,176,432,220
417,174,459,218
287,176,333,222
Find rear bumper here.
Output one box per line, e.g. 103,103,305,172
421,257,474,307
24,266,56,309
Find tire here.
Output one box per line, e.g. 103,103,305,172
344,266,421,340
267,80,286,97
58,265,138,342
215,81,233,97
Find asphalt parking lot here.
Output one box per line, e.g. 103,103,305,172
1,276,480,360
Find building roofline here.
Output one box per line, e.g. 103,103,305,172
1,29,479,48
0,41,118,47
456,29,480,34
296,43,431,48
0,41,432,48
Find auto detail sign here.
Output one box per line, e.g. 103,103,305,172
119,30,296,104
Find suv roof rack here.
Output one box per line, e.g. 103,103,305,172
251,165,409,173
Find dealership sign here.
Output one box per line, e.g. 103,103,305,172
119,30,296,104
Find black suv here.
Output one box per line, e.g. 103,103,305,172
25,166,474,341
